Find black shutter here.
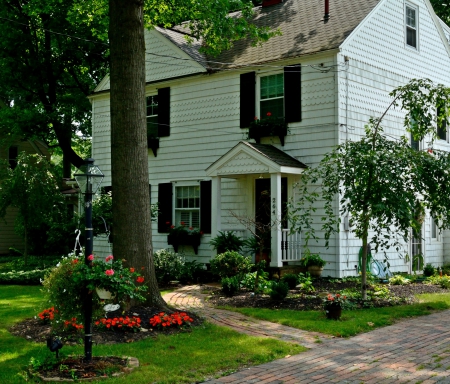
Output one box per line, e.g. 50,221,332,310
284,64,301,123
158,87,170,137
240,72,256,128
200,180,212,234
158,182,172,233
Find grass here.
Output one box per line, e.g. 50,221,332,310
220,292,450,338
0,285,305,384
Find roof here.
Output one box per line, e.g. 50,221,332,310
157,0,381,69
242,141,307,168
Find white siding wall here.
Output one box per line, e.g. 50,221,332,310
337,0,450,275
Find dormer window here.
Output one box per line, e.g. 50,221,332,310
406,4,418,49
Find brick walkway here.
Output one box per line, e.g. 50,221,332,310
164,285,450,383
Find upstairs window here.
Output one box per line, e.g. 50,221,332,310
411,132,420,151
8,146,18,169
175,185,200,228
406,4,418,49
146,95,158,138
259,73,284,118
431,217,440,241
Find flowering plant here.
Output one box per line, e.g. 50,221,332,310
149,312,194,329
71,254,147,302
63,317,84,332
166,222,203,254
38,307,57,324
95,316,141,332
323,293,348,307
248,111,288,145
167,222,203,236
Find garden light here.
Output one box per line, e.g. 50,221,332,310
74,158,104,362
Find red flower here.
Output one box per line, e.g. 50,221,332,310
180,221,185,226
129,268,135,273
88,254,94,261
105,269,114,276
266,111,272,116
166,221,170,225
105,255,114,262
254,116,258,120
136,276,145,283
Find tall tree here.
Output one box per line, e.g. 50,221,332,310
430,1,450,26
0,0,109,176
108,0,277,306
290,79,450,300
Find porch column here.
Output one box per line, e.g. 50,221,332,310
270,173,282,267
211,176,222,254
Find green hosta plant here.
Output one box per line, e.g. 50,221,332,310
426,275,450,288
389,275,411,285
241,271,270,292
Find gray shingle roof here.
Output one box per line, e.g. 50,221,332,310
242,141,307,168
157,0,380,69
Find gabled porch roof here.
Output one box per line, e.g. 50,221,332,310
205,141,307,178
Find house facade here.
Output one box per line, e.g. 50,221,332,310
0,139,50,254
90,0,450,277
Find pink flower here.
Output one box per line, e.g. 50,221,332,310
105,255,114,262
88,255,94,261
105,269,114,276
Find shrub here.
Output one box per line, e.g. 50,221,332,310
269,281,289,301
153,249,185,284
297,272,314,293
281,273,298,289
423,263,436,277
426,275,450,289
221,276,240,296
210,251,252,278
0,268,50,285
241,271,270,292
210,231,245,254
179,260,204,284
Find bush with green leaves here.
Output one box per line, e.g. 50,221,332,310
210,231,245,254
297,272,314,293
280,273,298,289
389,275,411,285
153,249,204,284
221,276,240,296
0,268,51,285
269,280,289,301
240,271,270,292
209,251,252,278
423,263,436,277
426,275,450,288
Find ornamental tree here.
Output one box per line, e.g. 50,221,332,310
290,79,450,299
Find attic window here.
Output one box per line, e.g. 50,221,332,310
405,4,418,49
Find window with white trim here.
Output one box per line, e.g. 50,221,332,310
437,104,448,141
405,4,418,49
259,73,284,118
146,95,158,138
431,216,440,241
175,185,200,228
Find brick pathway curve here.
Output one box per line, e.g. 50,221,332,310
164,285,450,383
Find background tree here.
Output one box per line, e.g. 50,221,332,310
430,1,450,26
0,0,109,176
290,79,450,299
109,0,277,306
0,153,74,261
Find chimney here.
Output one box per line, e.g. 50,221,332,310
324,0,330,22
262,0,283,7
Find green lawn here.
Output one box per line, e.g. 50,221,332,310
222,292,450,338
0,285,305,384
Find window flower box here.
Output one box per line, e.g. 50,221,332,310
167,223,203,255
248,112,288,146
147,137,159,157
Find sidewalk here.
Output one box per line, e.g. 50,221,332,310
164,285,450,383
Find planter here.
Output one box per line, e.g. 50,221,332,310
248,124,288,146
167,233,201,255
96,287,115,300
147,137,160,157
307,265,323,277
324,303,342,320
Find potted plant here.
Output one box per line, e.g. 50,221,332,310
248,112,288,146
300,252,326,277
210,230,245,254
323,293,347,320
167,222,203,254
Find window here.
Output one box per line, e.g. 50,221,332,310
406,4,418,49
437,104,447,141
8,146,18,169
431,217,440,241
146,95,158,138
259,73,284,118
175,185,200,228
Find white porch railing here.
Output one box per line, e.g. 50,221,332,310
281,229,302,262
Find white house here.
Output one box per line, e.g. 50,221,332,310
90,0,450,277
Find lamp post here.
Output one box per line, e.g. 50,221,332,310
74,158,104,362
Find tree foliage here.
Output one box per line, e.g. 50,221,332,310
0,153,75,259
290,79,450,299
430,1,450,26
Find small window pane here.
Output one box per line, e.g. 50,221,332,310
406,7,416,28
146,96,158,138
411,133,419,151
407,27,417,48
261,98,284,119
261,74,284,100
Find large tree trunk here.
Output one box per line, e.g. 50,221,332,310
109,0,166,308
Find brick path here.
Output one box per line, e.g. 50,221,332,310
164,285,450,383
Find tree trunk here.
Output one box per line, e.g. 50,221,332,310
109,0,167,308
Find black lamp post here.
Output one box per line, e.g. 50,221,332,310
74,158,104,362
